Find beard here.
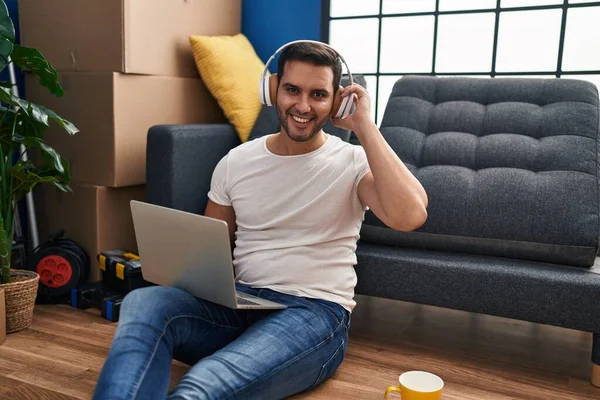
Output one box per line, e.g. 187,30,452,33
276,104,329,143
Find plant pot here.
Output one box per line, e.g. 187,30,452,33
0,269,39,333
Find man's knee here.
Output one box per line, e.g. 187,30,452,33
120,286,189,323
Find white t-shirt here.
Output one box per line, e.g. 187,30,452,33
207,133,371,312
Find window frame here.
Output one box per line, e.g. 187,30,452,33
321,0,600,123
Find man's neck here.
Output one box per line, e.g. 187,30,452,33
267,130,327,156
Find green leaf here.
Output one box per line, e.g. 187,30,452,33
59,156,71,182
0,1,14,44
8,134,71,182
0,0,14,73
0,110,21,152
40,152,70,183
0,39,12,70
15,110,46,139
9,161,61,202
0,89,78,135
11,44,63,97
37,104,78,135
53,181,72,193
0,87,33,120
0,111,37,152
25,101,49,127
0,88,51,127
0,110,76,165
39,142,64,173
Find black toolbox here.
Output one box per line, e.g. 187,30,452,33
70,281,124,322
70,249,153,322
98,249,151,294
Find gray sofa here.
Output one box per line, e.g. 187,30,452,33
145,75,600,386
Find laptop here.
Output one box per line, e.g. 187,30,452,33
130,200,287,310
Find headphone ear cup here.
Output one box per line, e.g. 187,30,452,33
335,94,355,119
259,76,267,105
331,85,344,118
267,74,278,107
341,97,353,119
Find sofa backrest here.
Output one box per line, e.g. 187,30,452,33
360,75,600,267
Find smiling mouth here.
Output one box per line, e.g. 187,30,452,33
291,115,312,123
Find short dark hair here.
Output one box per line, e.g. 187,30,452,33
276,42,343,93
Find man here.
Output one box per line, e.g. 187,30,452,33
93,41,427,400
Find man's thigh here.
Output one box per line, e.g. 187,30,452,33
169,291,350,399
116,286,250,364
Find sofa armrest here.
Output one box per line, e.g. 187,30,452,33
146,124,241,215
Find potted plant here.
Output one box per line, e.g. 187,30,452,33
0,0,77,333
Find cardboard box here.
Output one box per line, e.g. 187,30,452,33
0,289,5,345
18,0,242,78
25,71,227,187
34,182,146,282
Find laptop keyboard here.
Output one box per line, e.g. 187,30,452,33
237,296,261,306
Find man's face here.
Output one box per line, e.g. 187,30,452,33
276,60,335,143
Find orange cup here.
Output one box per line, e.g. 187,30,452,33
384,371,444,399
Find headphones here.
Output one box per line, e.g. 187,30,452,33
258,40,354,119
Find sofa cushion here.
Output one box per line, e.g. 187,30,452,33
248,75,367,142
360,76,600,267
355,242,600,332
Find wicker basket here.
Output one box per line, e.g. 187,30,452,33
0,269,39,333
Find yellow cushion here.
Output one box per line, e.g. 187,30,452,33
189,33,266,143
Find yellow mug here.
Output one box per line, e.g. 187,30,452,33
384,371,444,399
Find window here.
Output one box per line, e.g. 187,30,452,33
322,0,600,125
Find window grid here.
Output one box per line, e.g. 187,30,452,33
322,0,600,124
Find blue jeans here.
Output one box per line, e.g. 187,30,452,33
92,283,350,400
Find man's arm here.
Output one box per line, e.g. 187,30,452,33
205,199,237,249
356,126,428,231
334,85,428,232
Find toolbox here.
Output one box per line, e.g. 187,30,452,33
98,249,151,293
70,282,124,322
102,294,124,322
70,249,153,322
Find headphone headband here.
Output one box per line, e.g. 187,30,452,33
260,40,353,90
258,40,355,119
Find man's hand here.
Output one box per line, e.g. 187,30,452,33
331,83,373,133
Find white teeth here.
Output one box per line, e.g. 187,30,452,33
292,115,310,123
